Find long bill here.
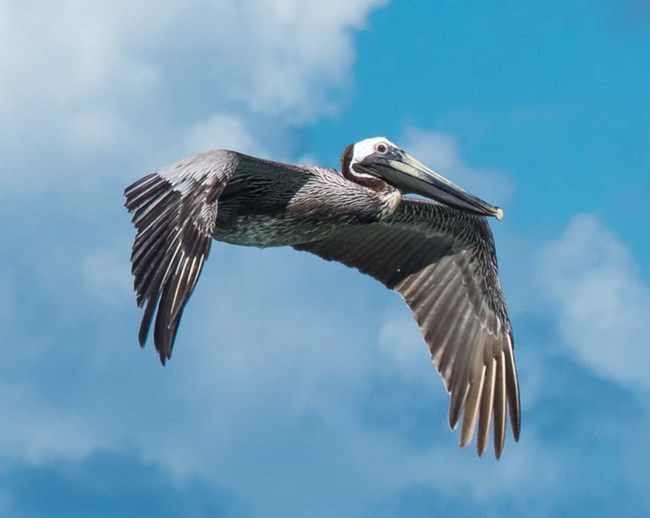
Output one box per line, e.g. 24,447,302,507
354,150,504,220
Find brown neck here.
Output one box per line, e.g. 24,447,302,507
340,143,390,193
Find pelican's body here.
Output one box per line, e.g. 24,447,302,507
125,137,520,458
213,154,398,247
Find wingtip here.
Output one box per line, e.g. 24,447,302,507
138,315,151,349
448,382,470,432
509,406,521,443
157,346,171,366
448,413,459,432
494,445,503,460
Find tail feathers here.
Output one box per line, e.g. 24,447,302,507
124,172,215,364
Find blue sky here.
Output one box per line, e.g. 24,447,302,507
1,0,649,516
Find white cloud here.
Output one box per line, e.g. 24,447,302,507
82,237,133,307
400,127,516,206
0,381,114,465
183,113,269,157
65,106,132,153
539,214,650,392
377,310,444,392
0,0,387,186
393,431,558,504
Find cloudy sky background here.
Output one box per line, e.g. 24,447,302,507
1,0,649,516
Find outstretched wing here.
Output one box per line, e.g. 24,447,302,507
124,151,238,363
294,199,520,458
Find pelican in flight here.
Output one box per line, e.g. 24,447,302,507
124,137,520,458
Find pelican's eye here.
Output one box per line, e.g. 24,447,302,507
376,143,388,153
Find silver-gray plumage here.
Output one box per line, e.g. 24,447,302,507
124,139,520,458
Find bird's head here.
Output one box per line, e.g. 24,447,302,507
341,137,503,220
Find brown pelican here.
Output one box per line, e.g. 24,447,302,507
124,137,520,458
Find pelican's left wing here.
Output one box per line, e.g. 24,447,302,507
294,199,520,458
124,151,239,363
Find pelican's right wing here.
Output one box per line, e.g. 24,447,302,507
294,199,520,458
124,151,239,363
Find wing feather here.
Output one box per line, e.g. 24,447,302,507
478,356,497,456
493,350,507,458
125,151,236,363
295,199,520,458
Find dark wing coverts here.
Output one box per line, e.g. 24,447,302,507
295,199,520,458
124,151,235,363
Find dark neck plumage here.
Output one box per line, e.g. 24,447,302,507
340,143,391,193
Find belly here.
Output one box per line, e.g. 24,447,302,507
213,213,350,248
212,178,386,247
